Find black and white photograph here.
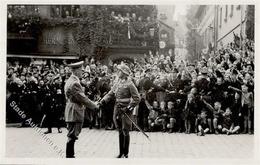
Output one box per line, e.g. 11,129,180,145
2,1,259,164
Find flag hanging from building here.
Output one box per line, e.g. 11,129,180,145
128,22,131,39
233,32,240,48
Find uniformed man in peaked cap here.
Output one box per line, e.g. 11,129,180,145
99,63,140,158
64,61,98,158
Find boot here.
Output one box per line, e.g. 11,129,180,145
116,132,124,158
116,154,124,158
201,129,205,136
66,141,75,158
242,129,247,134
123,135,130,158
57,128,62,133
44,128,52,134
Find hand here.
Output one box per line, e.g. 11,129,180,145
165,89,170,93
148,106,153,111
128,106,135,112
169,90,176,94
94,101,102,110
148,88,153,93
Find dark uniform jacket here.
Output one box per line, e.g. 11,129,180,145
64,74,97,122
194,77,210,95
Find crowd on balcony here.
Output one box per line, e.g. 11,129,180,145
106,11,159,46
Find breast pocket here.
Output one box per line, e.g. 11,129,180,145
117,86,130,97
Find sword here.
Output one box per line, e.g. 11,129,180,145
122,111,151,142
40,114,46,128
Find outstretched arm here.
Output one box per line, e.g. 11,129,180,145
99,89,114,105
228,86,242,93
69,82,97,110
202,99,215,113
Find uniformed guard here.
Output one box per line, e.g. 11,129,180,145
99,63,140,158
64,61,98,158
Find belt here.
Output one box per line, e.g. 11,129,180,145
116,98,131,103
67,99,81,105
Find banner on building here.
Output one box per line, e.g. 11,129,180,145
38,26,78,55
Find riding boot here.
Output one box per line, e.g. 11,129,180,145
124,135,130,158
71,141,75,157
66,141,75,158
57,127,62,133
116,131,124,158
66,142,71,158
44,127,52,134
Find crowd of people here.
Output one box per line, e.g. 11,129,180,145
7,39,254,135
108,11,158,46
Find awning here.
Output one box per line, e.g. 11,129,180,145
7,54,79,59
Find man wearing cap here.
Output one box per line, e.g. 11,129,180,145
194,67,210,96
64,61,98,158
99,63,140,158
137,68,167,131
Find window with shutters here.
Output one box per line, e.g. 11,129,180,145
219,7,222,28
230,5,234,17
224,5,228,22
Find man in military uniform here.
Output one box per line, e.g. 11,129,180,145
99,63,140,158
194,67,210,95
64,61,98,158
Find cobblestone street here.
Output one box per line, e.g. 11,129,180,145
6,127,255,159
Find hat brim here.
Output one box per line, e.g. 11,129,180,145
68,61,84,69
117,65,130,76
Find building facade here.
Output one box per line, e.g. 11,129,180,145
195,5,215,53
174,14,188,64
157,5,175,56
216,5,246,47
7,5,160,64
194,5,247,52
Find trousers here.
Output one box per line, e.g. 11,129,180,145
66,122,83,158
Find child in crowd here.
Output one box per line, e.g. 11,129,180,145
202,100,224,134
148,101,159,132
183,93,197,134
197,111,210,136
229,84,253,134
154,101,167,132
221,107,240,135
165,101,176,133
231,93,242,130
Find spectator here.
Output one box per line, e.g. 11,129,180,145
221,108,240,135
197,111,210,136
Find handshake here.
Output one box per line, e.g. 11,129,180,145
94,100,104,111
93,100,135,113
